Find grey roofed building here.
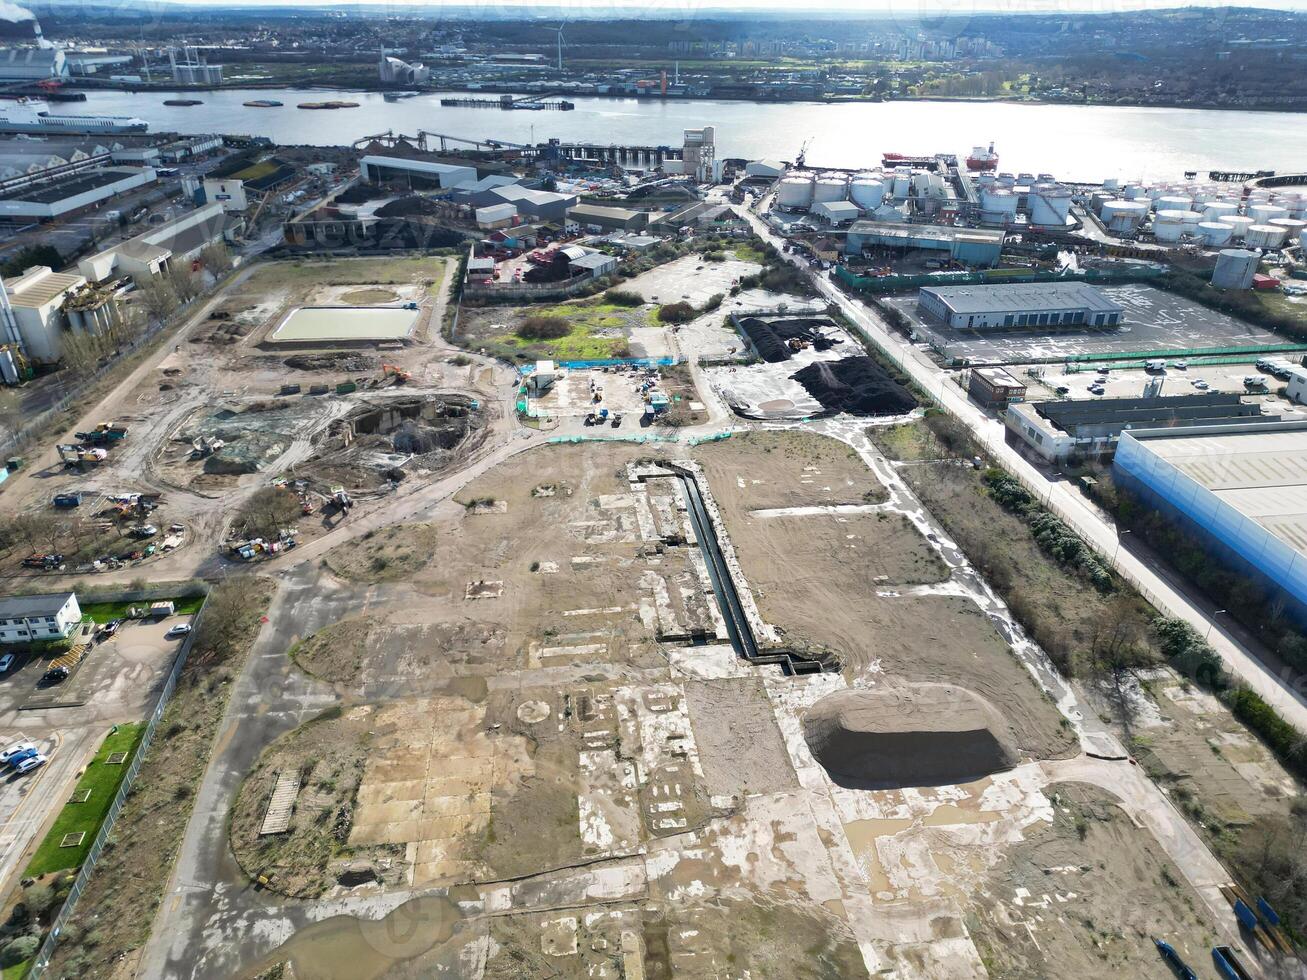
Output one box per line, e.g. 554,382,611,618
485,184,577,221
0,592,75,620
567,203,649,231
1005,392,1277,463
918,281,1124,329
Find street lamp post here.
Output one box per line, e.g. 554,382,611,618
1112,528,1131,567
1206,609,1227,642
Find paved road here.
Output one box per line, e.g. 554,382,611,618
745,208,1307,732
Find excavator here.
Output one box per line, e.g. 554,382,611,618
381,363,412,384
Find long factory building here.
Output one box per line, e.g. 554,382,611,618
1114,420,1307,625
918,281,1125,330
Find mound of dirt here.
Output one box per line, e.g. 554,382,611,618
376,195,444,218
791,356,916,417
283,352,376,372
803,685,1017,790
737,316,841,363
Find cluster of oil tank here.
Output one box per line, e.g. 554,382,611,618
975,171,1072,226
775,170,889,211
1095,179,1307,250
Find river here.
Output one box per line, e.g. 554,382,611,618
63,87,1307,184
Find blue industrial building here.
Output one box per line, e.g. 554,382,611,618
1114,421,1307,624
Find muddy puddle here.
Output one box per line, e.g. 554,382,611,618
242,894,463,979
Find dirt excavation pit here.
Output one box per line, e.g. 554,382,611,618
804,685,1018,790
306,393,488,490
791,356,917,417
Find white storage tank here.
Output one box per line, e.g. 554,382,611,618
1156,195,1193,213
812,172,848,205
1211,248,1259,289
1197,222,1234,247
1028,184,1073,226
1152,209,1189,242
1250,203,1288,223
1102,199,1148,233
1245,224,1288,249
1269,217,1307,239
1202,201,1239,221
891,168,911,199
1102,178,1121,192
776,173,815,210
1222,215,1255,240
1123,184,1146,201
849,173,886,209
980,187,1018,222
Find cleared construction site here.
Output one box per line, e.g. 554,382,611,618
223,430,1232,979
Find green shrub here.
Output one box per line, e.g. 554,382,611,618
0,934,39,967
657,302,695,324
517,316,570,340
604,289,644,307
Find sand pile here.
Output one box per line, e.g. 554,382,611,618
790,356,915,417
803,685,1017,790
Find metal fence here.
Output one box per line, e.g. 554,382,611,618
27,592,210,978
835,264,1164,295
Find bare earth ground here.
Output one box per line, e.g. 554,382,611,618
970,782,1219,978
218,435,1239,980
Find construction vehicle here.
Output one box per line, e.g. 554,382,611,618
191,435,225,459
75,422,128,444
22,553,64,570
330,487,353,513
52,492,82,509
382,363,412,384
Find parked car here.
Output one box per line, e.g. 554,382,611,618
5,746,38,767
165,624,192,639
14,754,47,775
1192,379,1210,390
128,524,159,539
0,654,14,673
0,742,35,764
42,666,68,683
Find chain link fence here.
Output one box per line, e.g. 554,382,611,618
27,591,209,978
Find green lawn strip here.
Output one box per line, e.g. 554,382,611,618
25,724,146,877
2,958,32,980
78,596,203,624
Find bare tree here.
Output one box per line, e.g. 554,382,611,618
138,275,180,321
1089,597,1152,732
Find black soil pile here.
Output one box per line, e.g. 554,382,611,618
376,196,444,218
738,316,842,363
803,686,1017,791
284,352,376,372
791,356,915,416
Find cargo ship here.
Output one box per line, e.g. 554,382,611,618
966,142,999,171
297,101,361,110
0,98,148,134
244,99,283,108
163,99,203,107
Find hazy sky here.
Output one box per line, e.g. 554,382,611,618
139,0,1307,11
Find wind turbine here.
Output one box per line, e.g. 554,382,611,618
552,23,565,73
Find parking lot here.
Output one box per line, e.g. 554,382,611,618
0,612,191,897
888,284,1290,365
1019,361,1307,409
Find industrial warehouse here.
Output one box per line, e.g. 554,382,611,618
1114,421,1307,624
917,282,1125,330
1005,391,1280,463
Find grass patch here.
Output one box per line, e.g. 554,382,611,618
25,724,145,876
78,595,203,624
732,243,767,264
2,959,32,980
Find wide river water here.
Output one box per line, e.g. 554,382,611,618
65,87,1307,184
